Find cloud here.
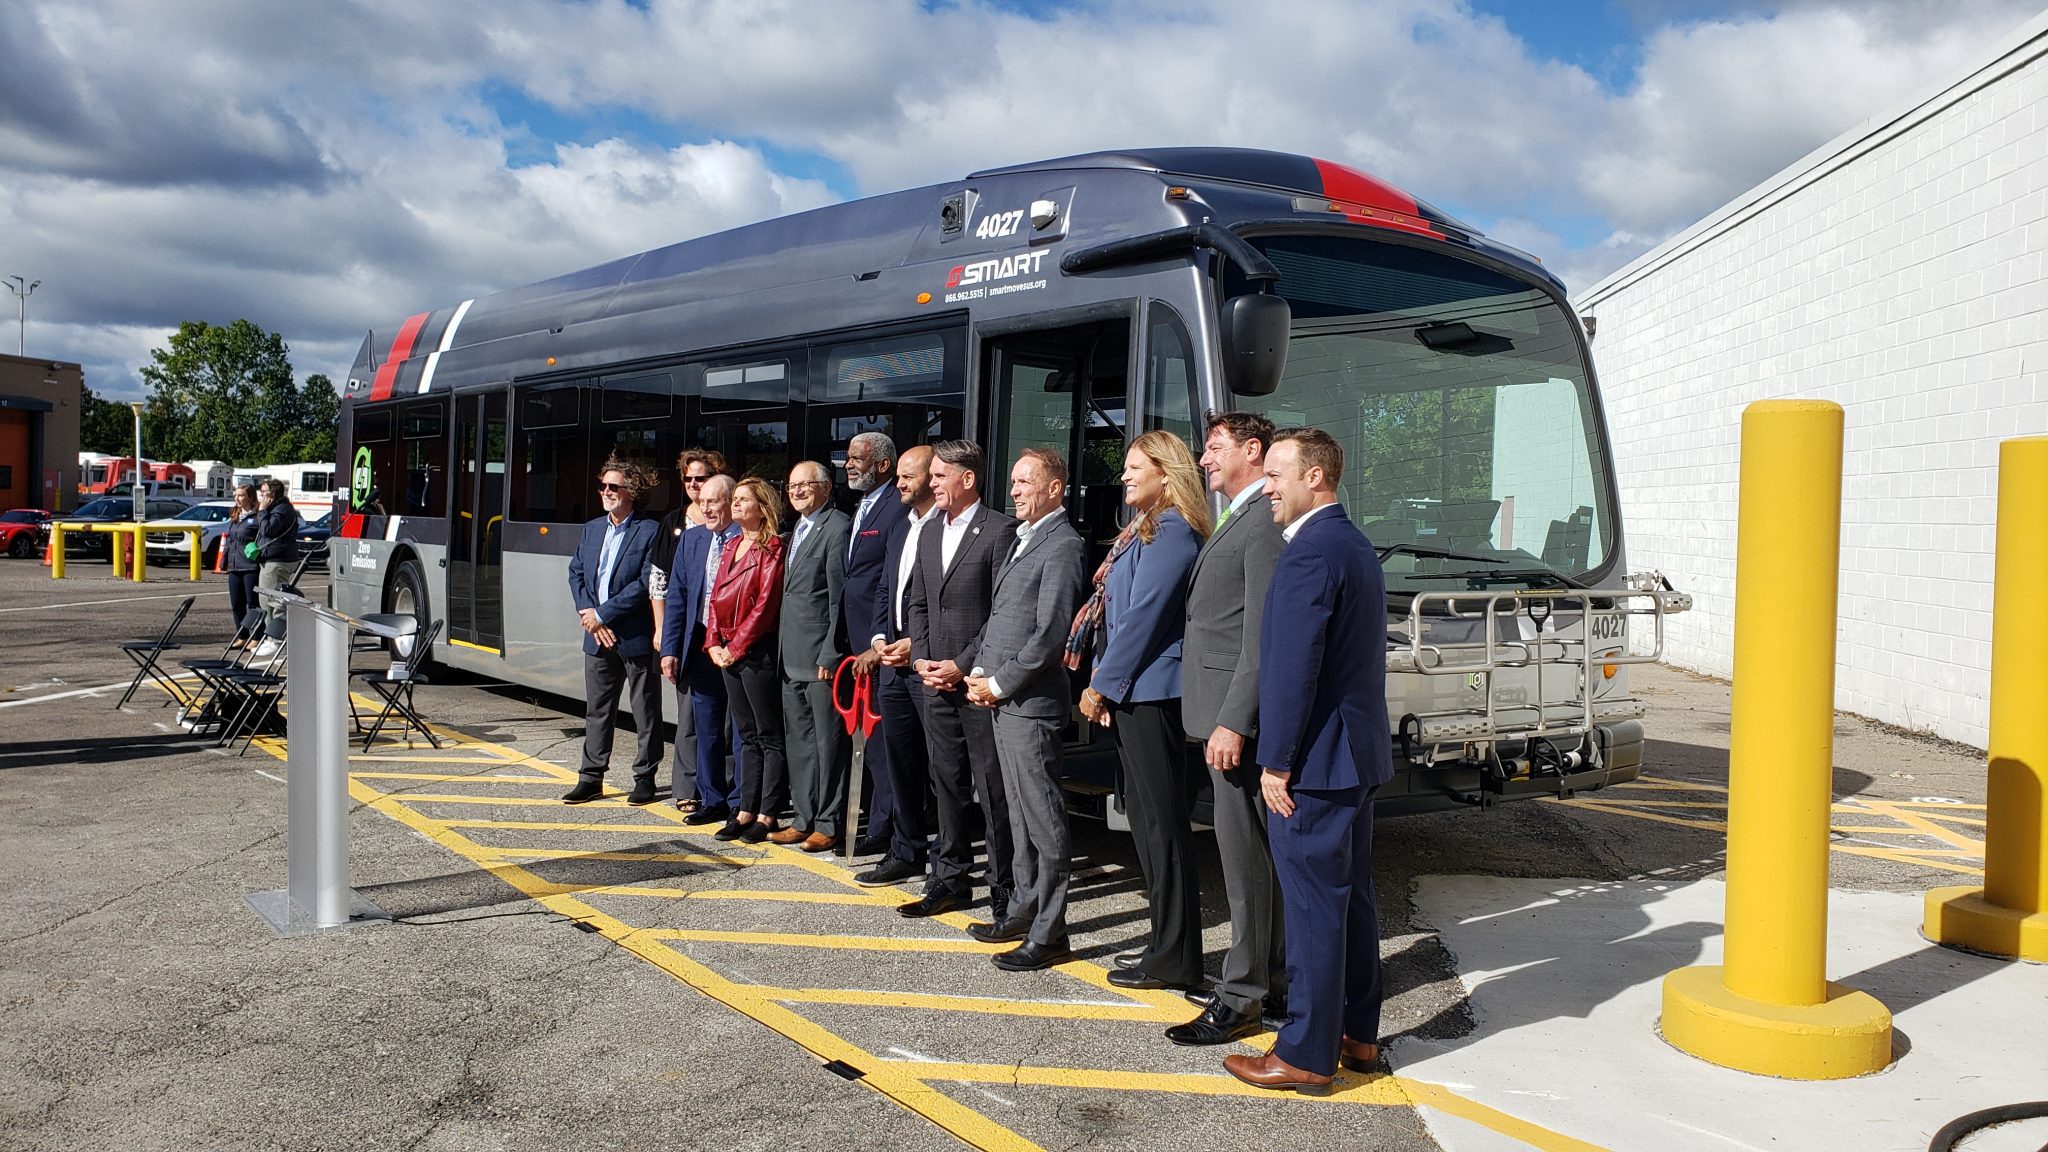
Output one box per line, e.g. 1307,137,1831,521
0,0,2039,402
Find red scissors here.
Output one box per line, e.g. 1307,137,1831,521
832,655,881,860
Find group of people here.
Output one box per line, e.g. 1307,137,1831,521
221,478,303,657
564,414,1390,1092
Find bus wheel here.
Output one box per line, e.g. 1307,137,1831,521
386,559,433,667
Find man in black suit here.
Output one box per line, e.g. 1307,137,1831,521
840,432,908,857
899,440,1019,919
853,445,938,889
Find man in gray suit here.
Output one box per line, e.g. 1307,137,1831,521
1169,410,1288,1045
773,459,852,851
965,448,1088,971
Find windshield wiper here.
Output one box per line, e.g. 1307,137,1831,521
1403,565,1587,590
1376,542,1504,565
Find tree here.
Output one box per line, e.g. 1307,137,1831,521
135,319,337,466
77,383,134,455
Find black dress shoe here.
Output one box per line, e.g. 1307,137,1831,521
854,858,922,888
1183,987,1218,1010
992,939,1073,971
1165,999,1264,1047
684,805,729,826
966,916,1030,944
713,819,747,841
1263,994,1290,1025
738,821,771,843
896,891,964,918
626,780,657,806
853,836,889,857
1114,951,1146,971
561,780,604,804
1106,968,1195,991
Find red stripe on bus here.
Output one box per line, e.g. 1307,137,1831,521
1312,158,1443,239
340,512,367,539
368,311,431,401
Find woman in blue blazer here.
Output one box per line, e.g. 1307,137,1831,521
1077,430,1211,990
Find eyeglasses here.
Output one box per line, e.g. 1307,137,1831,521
789,480,829,489
598,482,625,493
683,475,708,486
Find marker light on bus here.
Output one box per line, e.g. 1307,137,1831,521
916,292,932,305
1603,663,1618,679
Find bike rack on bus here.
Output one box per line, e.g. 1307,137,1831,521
1391,582,1692,767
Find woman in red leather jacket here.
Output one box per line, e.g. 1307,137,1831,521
706,476,788,843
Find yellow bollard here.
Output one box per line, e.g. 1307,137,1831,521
188,527,203,582
110,526,126,579
49,524,65,579
131,526,147,583
1660,399,1893,1079
1924,436,2048,961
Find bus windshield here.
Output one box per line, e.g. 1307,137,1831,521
1236,232,1618,592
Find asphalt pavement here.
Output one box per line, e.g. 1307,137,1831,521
0,557,2004,1152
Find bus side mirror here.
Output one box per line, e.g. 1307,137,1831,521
1220,292,1289,396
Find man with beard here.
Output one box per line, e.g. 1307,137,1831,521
839,432,908,857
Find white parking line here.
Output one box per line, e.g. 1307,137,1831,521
0,591,228,614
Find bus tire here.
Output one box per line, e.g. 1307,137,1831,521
386,558,434,668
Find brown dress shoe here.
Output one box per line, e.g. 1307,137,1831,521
800,832,838,853
1339,1036,1380,1073
765,826,808,845
1222,1052,1332,1093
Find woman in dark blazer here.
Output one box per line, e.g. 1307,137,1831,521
1078,429,1212,990
706,476,788,844
223,483,262,645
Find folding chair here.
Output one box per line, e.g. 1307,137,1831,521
216,640,291,752
116,596,196,708
353,619,444,751
178,615,269,731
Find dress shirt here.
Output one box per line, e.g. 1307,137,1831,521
1282,501,1343,542
596,514,629,607
938,499,981,570
984,509,1069,699
790,508,825,573
1220,478,1265,526
703,523,739,625
877,504,938,645
848,484,889,558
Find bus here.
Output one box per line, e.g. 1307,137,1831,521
332,147,1688,815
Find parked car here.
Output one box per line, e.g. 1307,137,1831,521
144,500,238,566
296,510,333,561
0,509,52,559
57,497,196,558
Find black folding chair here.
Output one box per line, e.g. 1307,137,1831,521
353,619,444,751
178,615,269,731
117,596,196,708
215,640,291,752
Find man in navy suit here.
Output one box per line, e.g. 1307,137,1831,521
852,445,937,889
840,432,909,856
1223,428,1393,1093
564,457,667,807
661,474,743,823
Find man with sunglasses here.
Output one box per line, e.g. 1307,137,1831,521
564,458,666,806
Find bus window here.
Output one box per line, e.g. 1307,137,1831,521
819,332,954,401
595,370,683,516
704,360,790,406
400,402,447,517
350,407,395,513
513,385,589,523
601,370,675,423
1141,301,1195,445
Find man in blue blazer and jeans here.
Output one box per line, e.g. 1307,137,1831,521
1224,428,1393,1093
564,456,665,807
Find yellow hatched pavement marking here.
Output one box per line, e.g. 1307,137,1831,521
253,709,1617,1152
598,888,890,907
349,772,568,784
645,928,1008,954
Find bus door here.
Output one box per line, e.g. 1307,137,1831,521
448,388,508,652
984,320,1131,554
804,327,968,510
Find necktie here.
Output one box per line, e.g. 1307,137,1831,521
1217,506,1231,528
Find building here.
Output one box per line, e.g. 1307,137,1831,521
1574,14,2048,748
0,353,83,515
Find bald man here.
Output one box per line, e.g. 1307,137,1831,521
773,460,853,850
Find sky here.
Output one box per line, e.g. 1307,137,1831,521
1,0,2039,400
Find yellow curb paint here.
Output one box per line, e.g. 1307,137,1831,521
760,987,1184,1022
643,928,1007,954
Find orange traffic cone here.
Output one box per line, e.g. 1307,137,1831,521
40,535,51,566
213,536,226,573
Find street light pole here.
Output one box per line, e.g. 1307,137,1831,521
5,276,38,356
130,402,146,524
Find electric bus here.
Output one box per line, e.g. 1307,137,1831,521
331,147,1686,814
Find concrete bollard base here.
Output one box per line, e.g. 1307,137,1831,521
1924,885,2048,963
1660,965,1893,1080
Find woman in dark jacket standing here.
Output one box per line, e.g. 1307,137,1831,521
706,476,788,844
224,483,262,646
252,479,301,655
1075,430,1212,991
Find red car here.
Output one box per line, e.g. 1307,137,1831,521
0,509,52,559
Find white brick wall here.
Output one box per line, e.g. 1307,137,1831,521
1574,15,2048,749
